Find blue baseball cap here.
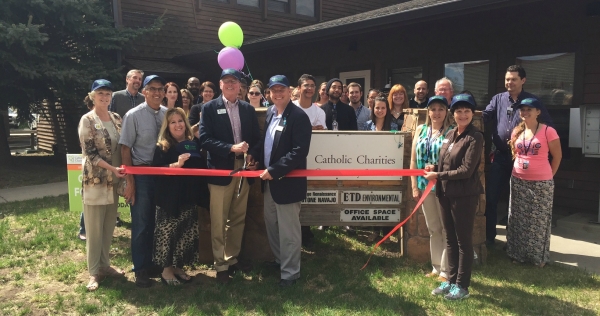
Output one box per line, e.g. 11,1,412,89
91,79,113,92
516,98,541,109
176,140,202,158
268,75,290,88
426,95,448,108
143,75,166,88
450,94,477,112
220,68,242,81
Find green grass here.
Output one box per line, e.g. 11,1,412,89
0,195,599,315
0,154,67,189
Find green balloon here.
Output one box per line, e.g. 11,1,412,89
218,22,243,48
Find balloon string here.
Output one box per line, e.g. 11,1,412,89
244,61,254,81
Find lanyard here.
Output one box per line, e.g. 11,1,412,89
522,123,539,155
425,126,444,163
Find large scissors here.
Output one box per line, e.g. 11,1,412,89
229,154,247,198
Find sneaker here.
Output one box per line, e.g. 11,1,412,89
444,284,470,300
431,281,452,296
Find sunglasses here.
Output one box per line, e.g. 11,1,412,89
248,92,262,96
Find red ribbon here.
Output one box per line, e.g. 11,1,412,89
121,166,427,178
361,179,436,270
121,165,435,269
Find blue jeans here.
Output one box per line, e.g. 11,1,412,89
130,175,156,272
79,212,86,235
485,150,513,241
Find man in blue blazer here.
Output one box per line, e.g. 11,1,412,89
255,75,312,287
199,68,261,283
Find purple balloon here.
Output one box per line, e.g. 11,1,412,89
218,47,244,71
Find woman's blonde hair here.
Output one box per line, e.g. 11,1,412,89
424,100,452,132
157,108,193,152
509,107,542,159
85,88,112,110
388,84,409,111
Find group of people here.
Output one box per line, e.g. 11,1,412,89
78,64,562,300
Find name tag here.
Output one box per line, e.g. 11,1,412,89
275,126,284,131
442,139,449,143
217,109,227,114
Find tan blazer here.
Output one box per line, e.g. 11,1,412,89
78,111,122,205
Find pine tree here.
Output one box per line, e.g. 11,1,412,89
0,0,162,163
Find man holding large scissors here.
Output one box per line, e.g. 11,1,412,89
199,68,261,284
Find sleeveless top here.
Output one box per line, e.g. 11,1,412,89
414,124,454,190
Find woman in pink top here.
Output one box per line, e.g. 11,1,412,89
507,98,562,268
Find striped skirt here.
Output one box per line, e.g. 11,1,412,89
506,176,554,265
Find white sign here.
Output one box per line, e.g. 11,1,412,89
340,208,401,222
302,190,338,204
341,190,402,205
307,132,405,180
67,154,82,165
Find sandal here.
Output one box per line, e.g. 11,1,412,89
87,276,100,291
173,268,192,283
160,275,181,286
101,266,125,277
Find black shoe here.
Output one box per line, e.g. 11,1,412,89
216,271,231,284
342,226,355,234
115,217,123,227
135,270,152,288
228,261,252,275
279,279,296,288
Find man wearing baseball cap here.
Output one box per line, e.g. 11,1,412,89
119,74,168,287
255,75,312,287
199,68,261,284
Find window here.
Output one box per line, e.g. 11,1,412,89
444,60,489,108
516,53,575,106
238,0,259,6
206,0,259,8
268,0,289,12
296,0,314,16
389,67,423,100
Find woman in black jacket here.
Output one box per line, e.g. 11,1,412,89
424,94,484,300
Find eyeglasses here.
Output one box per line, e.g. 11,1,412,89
182,97,190,100
248,92,261,96
146,86,165,93
301,84,316,89
222,79,239,84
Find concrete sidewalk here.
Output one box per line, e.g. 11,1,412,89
496,213,600,274
0,181,68,203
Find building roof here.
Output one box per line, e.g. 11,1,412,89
176,0,529,62
124,58,202,78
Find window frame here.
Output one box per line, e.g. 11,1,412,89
197,0,319,21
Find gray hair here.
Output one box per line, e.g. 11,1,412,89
435,77,454,92
126,69,144,79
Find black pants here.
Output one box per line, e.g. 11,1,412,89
485,150,512,241
439,194,478,289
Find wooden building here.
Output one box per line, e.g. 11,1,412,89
177,0,600,219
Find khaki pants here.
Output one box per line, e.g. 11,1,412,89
83,188,118,276
208,159,249,272
421,191,448,278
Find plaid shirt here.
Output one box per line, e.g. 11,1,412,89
109,89,143,115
